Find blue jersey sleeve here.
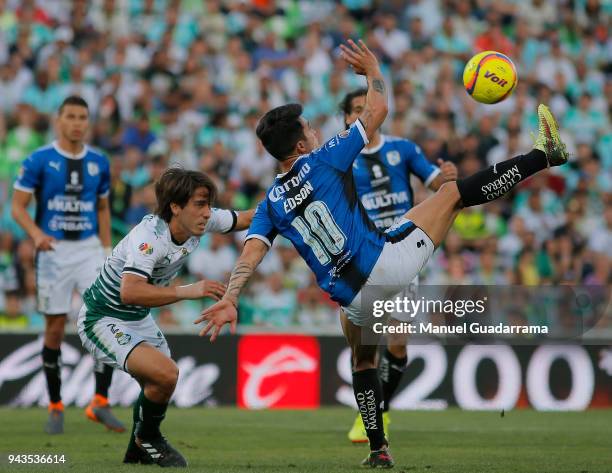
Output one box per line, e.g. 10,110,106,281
245,200,278,247
98,157,111,197
314,119,369,173
402,141,439,187
14,153,43,193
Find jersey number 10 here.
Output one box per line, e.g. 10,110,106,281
291,201,346,265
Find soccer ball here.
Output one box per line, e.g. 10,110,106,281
462,51,518,104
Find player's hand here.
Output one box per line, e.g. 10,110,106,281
340,39,380,76
176,279,226,300
33,232,56,251
437,159,458,181
194,299,237,342
199,279,227,300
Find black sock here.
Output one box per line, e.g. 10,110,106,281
128,391,144,450
135,391,168,440
379,349,407,412
353,369,386,450
457,150,547,207
42,346,62,403
94,362,113,398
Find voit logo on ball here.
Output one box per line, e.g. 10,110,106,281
237,335,320,409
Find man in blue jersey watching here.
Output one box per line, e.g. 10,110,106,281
196,40,568,468
340,88,458,443
11,96,124,435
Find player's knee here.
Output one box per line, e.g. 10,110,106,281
157,361,179,392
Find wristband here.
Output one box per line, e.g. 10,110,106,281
103,247,112,257
175,284,194,299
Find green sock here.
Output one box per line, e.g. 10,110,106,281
135,391,168,440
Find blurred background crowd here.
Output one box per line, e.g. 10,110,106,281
0,0,609,333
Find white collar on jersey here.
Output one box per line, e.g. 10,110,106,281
360,135,386,155
52,140,88,159
276,154,307,179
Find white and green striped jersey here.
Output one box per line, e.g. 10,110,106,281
83,210,237,322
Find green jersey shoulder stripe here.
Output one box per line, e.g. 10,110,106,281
101,265,121,285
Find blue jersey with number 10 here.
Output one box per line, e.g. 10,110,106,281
246,120,387,306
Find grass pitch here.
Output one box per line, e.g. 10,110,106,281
0,407,610,473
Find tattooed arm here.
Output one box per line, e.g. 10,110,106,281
340,39,388,141
359,72,388,141
194,238,269,342
223,238,268,307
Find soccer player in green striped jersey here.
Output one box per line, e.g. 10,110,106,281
78,168,253,467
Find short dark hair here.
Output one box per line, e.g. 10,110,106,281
339,88,368,115
255,104,305,161
59,95,89,114
155,167,217,222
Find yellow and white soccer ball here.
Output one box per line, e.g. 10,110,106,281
462,51,518,104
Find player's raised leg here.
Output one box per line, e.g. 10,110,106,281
123,344,186,467
405,104,568,248
42,314,66,434
341,311,395,468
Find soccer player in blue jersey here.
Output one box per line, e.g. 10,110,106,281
196,40,569,468
11,96,124,434
340,88,458,443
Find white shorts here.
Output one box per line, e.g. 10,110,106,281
342,218,433,326
77,305,171,372
36,236,105,315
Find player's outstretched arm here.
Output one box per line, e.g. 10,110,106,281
195,238,269,342
233,208,256,231
339,39,388,141
121,273,226,307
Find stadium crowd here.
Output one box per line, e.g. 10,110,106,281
0,0,610,332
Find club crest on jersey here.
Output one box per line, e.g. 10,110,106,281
87,162,99,176
386,151,400,166
139,242,153,255
115,332,132,345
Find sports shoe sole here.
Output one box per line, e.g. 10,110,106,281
537,104,568,166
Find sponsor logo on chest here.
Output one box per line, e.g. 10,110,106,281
268,163,311,203
361,191,409,210
47,196,94,212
